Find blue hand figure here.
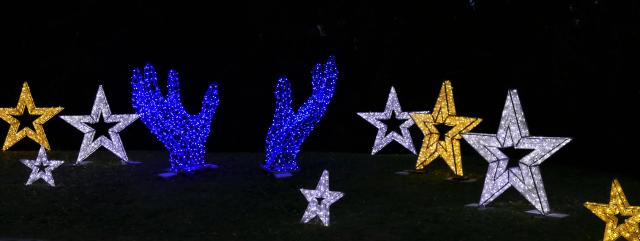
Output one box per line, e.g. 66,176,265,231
263,56,338,174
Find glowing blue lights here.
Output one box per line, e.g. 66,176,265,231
131,64,220,173
263,56,338,175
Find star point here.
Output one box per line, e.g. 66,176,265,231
300,170,344,226
60,85,139,164
411,80,482,176
357,86,420,154
585,179,640,241
0,82,63,151
20,146,64,187
462,89,571,215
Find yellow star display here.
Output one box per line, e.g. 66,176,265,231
585,179,640,241
0,82,63,151
410,80,481,176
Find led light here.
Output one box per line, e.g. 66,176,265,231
20,146,64,187
410,80,481,176
0,82,63,151
357,86,422,155
462,89,571,215
300,170,344,226
585,179,640,241
131,64,220,173
263,56,337,174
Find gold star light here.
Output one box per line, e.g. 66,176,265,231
410,80,481,176
585,179,640,241
0,82,63,151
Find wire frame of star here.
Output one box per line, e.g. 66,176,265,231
131,64,220,173
357,86,418,155
0,82,64,151
60,85,139,165
300,170,344,226
462,89,571,215
263,56,337,174
584,179,640,241
20,146,64,187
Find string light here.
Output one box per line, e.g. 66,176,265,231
357,86,421,155
131,64,220,173
585,179,640,241
300,170,344,226
410,80,481,176
60,85,139,165
462,89,571,215
0,82,64,151
263,56,337,175
20,146,64,187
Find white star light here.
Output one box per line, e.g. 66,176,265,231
357,86,421,154
300,170,344,226
20,146,64,187
60,85,139,165
462,89,571,215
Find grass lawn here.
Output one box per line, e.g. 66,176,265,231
0,150,637,241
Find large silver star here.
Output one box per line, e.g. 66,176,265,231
20,146,64,187
60,85,139,164
462,89,571,215
357,86,421,154
300,170,344,226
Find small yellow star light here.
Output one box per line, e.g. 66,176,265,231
0,82,63,151
585,179,640,241
410,80,481,176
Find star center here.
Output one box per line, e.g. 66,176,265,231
498,147,534,169
380,111,406,136
615,212,632,225
36,162,48,172
316,197,325,205
12,107,41,132
434,124,453,141
87,114,117,141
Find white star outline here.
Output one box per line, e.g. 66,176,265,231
20,146,64,187
300,170,344,226
357,86,423,154
462,89,571,215
60,85,139,164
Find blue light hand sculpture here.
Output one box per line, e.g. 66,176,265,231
131,64,220,174
263,56,338,175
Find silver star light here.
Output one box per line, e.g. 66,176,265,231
20,146,64,187
462,89,571,215
60,85,139,165
357,86,420,154
300,170,344,226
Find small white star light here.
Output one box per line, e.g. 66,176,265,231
462,89,571,215
20,146,64,187
357,86,421,154
300,170,344,226
60,85,139,165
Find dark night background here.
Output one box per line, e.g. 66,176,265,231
0,0,638,172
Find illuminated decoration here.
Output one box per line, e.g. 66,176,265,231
300,170,344,227
20,146,64,187
263,56,337,175
131,64,220,174
60,85,139,165
409,80,481,176
0,82,64,151
462,89,571,215
585,179,640,241
357,86,421,155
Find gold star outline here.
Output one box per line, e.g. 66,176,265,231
585,179,640,241
410,80,481,176
0,82,63,150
